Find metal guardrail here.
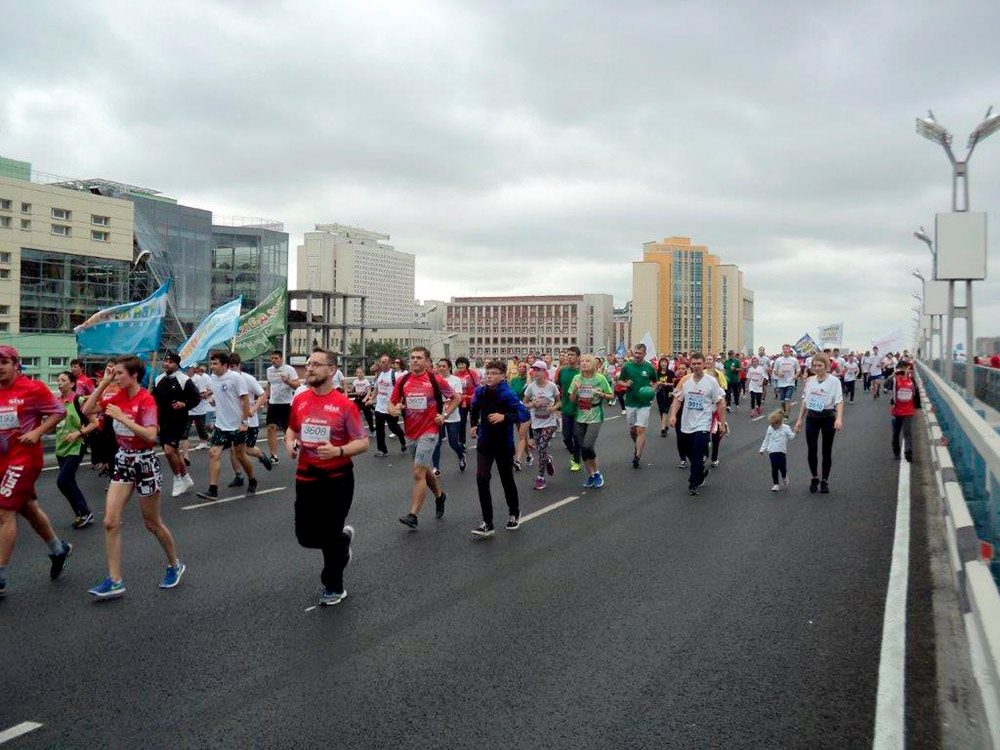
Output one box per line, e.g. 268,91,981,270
929,359,1000,411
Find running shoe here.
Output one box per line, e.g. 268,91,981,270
459,455,467,472
247,478,258,494
434,492,447,519
661,428,668,437
904,451,913,463
678,460,688,469
505,515,520,531
525,454,533,466
319,588,347,606
196,487,219,501
711,460,720,468
771,484,780,492
632,455,640,469
89,577,125,599
546,456,554,476
159,562,186,589
533,477,546,490
513,460,522,472
582,474,596,488
688,487,700,496
183,474,195,490
343,526,354,568
375,451,388,458
258,454,273,471
72,511,94,529
471,522,495,538
820,480,830,494
399,442,407,453
569,460,581,473
228,475,245,488
269,454,280,464
810,478,820,493
433,468,441,477
171,476,186,497
782,476,790,488
399,513,418,530
0,578,6,598
697,468,711,488
49,541,72,580
593,472,606,489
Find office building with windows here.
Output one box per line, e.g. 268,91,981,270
612,302,632,351
211,219,288,311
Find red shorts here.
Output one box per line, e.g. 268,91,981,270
0,460,42,512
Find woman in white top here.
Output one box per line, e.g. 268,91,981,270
432,358,468,475
351,367,375,432
793,353,844,494
745,356,769,418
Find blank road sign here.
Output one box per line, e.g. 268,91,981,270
936,212,987,280
923,280,950,315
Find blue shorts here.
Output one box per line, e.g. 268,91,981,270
777,385,796,402
870,372,883,380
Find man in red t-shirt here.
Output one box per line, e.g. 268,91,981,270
286,348,369,606
0,346,72,598
82,354,184,599
389,347,461,529
890,363,921,462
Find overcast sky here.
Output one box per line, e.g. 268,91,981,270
3,0,999,351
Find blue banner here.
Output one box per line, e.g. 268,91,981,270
614,341,627,359
178,297,243,368
74,282,170,356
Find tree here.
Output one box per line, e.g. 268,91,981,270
348,338,409,363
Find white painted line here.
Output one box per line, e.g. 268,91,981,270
751,414,766,422
873,459,910,750
181,486,286,510
304,605,317,613
519,495,580,524
0,722,43,745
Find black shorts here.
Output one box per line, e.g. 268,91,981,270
159,420,187,448
210,429,245,449
244,425,260,447
267,403,292,431
112,449,163,497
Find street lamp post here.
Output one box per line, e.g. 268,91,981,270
911,293,927,357
915,107,999,394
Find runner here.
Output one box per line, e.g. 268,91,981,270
759,409,795,491
568,353,615,489
618,343,657,468
524,360,560,490
868,346,884,400
655,356,676,437
196,350,256,500
71,358,95,397
151,351,201,498
793,353,844,494
181,365,213,463
723,350,743,411
350,367,375,433
368,355,407,457
668,353,727,496
265,350,300,463
890,362,921,462
453,356,480,448
861,350,872,392
432,358,467,475
55,370,98,528
285,348,368,606
83,355,183,599
88,360,120,477
470,360,530,537
508,361,530,470
229,353,273,481
0,346,72,598
772,344,800,419
746,356,769,418
842,353,860,403
557,346,583,472
391,347,460,529
672,361,691,468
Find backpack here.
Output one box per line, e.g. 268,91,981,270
397,371,443,414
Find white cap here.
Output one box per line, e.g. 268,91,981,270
531,360,547,370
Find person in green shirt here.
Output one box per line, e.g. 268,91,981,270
617,343,658,468
723,350,743,411
55,370,98,528
568,353,614,489
509,361,530,470
556,346,582,472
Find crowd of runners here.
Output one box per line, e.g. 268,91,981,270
0,342,918,606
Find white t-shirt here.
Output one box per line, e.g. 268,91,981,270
292,384,309,402
843,360,860,382
352,377,371,399
266,364,298,404
211,370,249,432
237,370,264,427
547,366,558,381
772,356,799,388
803,375,844,413
189,372,213,416
332,369,344,391
444,375,463,424
524,380,560,429
374,370,396,414
678,374,725,434
746,365,768,394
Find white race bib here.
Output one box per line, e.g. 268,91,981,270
807,394,827,412
113,419,135,437
0,407,20,431
897,388,913,402
687,393,705,411
300,422,331,445
406,394,428,410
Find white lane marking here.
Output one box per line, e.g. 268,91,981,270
0,722,43,745
751,414,766,422
304,606,317,613
181,486,286,510
519,495,580,525
873,459,910,750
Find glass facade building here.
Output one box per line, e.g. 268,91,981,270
19,248,128,332
211,222,288,311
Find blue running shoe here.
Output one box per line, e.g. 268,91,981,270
582,474,596,488
593,472,605,489
319,588,347,606
159,562,186,589
89,577,125,599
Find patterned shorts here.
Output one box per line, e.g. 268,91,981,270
112,449,163,497
210,429,245,449
244,426,260,448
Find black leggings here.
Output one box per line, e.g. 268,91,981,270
769,452,787,484
726,382,740,407
805,414,836,480
353,396,375,431
750,392,763,410
844,380,856,402
477,446,519,524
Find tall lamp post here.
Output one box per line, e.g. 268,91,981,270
915,107,1000,393
911,293,927,357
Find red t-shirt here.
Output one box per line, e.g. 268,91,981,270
106,387,158,451
891,376,917,417
0,375,66,467
390,371,455,440
454,368,480,408
289,388,366,480
75,374,95,397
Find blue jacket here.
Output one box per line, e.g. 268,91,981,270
470,381,530,453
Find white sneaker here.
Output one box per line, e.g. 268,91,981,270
782,476,789,488
171,477,185,497
183,473,195,490
711,460,720,468
771,484,780,492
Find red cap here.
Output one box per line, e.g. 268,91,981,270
0,345,19,361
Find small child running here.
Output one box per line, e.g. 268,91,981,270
759,409,795,492
523,361,561,490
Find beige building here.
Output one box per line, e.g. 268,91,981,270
0,173,135,336
631,236,751,355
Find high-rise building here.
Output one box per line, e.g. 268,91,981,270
612,302,631,351
446,294,615,360
631,236,751,355
295,223,414,327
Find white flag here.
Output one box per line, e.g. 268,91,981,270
816,322,844,347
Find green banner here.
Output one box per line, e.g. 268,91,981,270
232,286,287,360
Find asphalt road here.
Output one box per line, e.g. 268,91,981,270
1,388,933,748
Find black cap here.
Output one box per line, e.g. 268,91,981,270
164,351,182,365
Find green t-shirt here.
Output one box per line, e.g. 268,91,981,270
724,358,742,384
509,376,527,399
55,396,84,457
557,367,580,417
569,373,613,424
619,360,657,407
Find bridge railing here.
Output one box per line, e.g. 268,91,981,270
928,359,1000,411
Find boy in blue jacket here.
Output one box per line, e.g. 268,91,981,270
469,360,530,537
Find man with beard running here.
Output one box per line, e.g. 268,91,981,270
286,348,369,606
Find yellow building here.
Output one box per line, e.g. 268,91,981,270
631,237,751,355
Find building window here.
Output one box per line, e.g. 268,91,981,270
0,216,11,229
0,322,7,332
49,356,69,367
91,230,109,242
51,224,71,236
0,305,8,314
51,208,71,221
91,215,110,227
0,269,9,280
21,356,39,368
20,219,30,231
0,252,9,263
0,199,11,211
21,202,31,213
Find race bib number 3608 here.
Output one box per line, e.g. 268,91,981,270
301,423,331,444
